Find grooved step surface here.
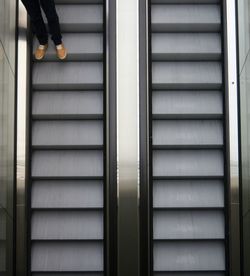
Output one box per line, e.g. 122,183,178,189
152,62,222,89
153,150,224,177
53,5,103,32
153,120,223,146
154,210,225,239
31,242,103,271
152,33,221,60
150,0,226,273
33,274,103,276
153,180,224,208
152,91,223,117
151,4,221,32
32,91,103,118
153,274,224,276
153,271,225,276
152,0,220,3
32,211,103,240
32,121,103,147
33,62,103,90
55,0,103,3
32,150,103,177
34,33,103,61
32,180,103,209
154,241,225,271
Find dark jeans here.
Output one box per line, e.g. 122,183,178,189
21,0,62,45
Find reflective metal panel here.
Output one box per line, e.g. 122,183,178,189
16,1,29,275
237,0,250,274
117,0,140,275
223,0,241,275
0,0,17,274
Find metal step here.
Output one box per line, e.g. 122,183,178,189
55,0,103,3
153,210,225,240
33,273,103,276
151,4,221,32
32,121,103,147
152,62,222,89
31,180,103,209
32,150,103,178
31,210,103,240
32,91,103,118
153,149,224,177
153,180,224,208
153,273,225,276
33,33,103,61
152,33,221,60
33,62,103,90
154,241,225,271
152,90,223,118
153,120,223,147
53,5,103,32
152,0,220,3
31,241,103,272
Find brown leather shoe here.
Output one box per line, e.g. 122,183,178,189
35,44,48,60
56,44,67,60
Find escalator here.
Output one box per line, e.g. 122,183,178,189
25,0,229,274
29,0,105,274
150,0,227,275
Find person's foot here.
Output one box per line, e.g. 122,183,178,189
56,44,67,60
35,44,48,60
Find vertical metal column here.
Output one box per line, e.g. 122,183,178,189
117,0,140,275
223,0,241,275
16,1,29,275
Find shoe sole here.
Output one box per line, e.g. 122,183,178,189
34,47,48,60
35,55,45,61
57,54,67,60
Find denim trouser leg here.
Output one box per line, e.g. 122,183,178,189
21,0,62,45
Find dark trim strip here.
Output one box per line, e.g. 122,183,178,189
139,0,150,275
14,0,19,274
106,0,117,275
220,1,230,275
27,17,34,276
148,0,154,275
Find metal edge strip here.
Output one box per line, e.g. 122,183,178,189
223,0,241,275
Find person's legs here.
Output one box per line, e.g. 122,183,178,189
21,0,48,45
40,0,62,46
